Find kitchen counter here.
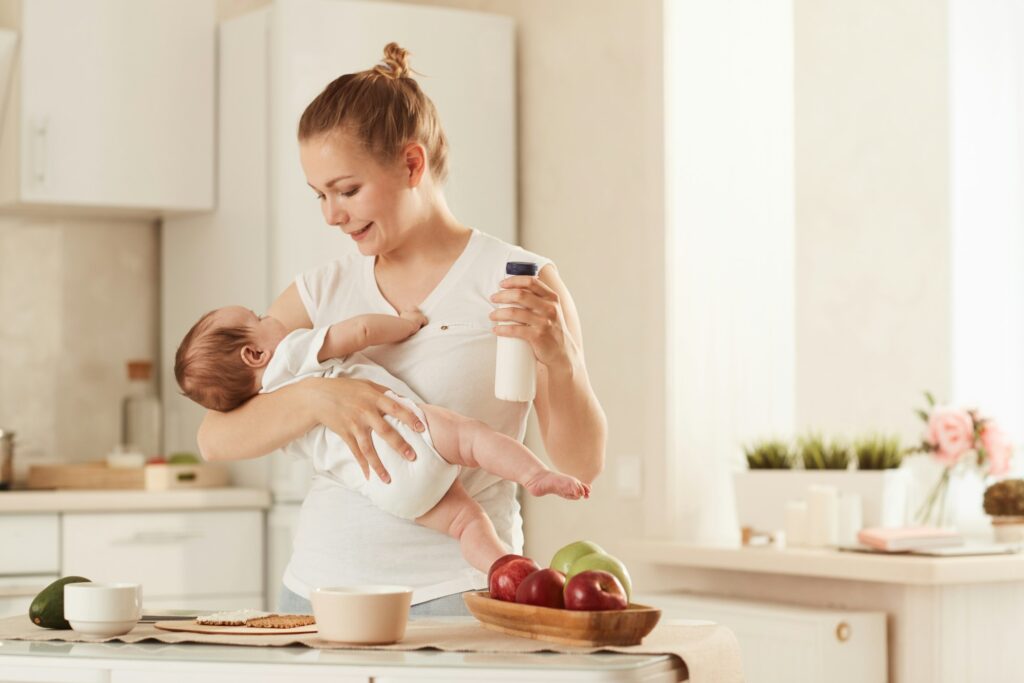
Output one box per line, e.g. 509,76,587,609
0,635,686,682
630,540,1021,682
628,540,1024,585
0,488,271,513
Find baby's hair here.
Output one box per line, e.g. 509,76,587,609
174,310,259,412
298,42,449,183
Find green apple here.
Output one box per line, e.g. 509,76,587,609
565,552,632,601
550,540,606,575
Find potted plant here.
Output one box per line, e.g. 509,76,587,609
800,434,851,471
732,434,909,533
854,434,905,471
983,479,1024,542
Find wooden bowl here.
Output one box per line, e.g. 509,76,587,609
463,591,661,647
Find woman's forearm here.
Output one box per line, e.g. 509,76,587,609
197,380,320,461
538,352,607,485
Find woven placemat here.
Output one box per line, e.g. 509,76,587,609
0,615,743,682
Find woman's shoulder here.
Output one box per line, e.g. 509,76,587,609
470,229,553,270
294,251,366,316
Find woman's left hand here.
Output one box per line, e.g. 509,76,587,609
489,275,574,369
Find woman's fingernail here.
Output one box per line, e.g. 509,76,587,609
405,448,415,459
416,421,425,431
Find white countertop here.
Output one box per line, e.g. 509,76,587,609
0,637,683,682
0,488,271,513
629,540,1024,586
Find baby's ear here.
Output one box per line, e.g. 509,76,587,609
240,344,269,368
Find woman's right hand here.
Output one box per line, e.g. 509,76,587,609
307,376,424,483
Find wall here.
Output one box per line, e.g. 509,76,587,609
0,214,158,478
794,0,951,437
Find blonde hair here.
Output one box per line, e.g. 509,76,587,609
298,42,449,183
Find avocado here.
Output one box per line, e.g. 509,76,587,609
167,452,200,465
29,576,91,629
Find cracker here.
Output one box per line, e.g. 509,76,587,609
196,609,270,626
246,614,316,629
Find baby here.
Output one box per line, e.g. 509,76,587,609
174,306,590,574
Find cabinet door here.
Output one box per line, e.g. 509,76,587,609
62,510,263,600
0,513,58,574
18,0,213,210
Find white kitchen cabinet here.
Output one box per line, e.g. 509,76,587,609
0,0,214,216
0,573,58,619
637,592,886,683
0,513,58,575
62,510,264,607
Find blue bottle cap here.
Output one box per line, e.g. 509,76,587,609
506,261,539,276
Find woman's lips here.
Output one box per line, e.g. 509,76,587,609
350,223,372,241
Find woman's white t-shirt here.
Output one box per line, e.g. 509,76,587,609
282,229,551,604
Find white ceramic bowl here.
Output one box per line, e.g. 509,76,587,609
64,583,142,636
311,585,413,644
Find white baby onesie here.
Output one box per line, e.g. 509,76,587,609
260,326,460,519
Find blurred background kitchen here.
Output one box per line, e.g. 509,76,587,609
0,1,1021,681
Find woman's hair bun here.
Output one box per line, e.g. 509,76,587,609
373,42,411,80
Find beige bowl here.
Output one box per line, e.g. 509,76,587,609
311,585,413,644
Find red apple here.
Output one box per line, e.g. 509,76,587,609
564,570,628,611
488,556,540,602
515,568,566,608
487,554,522,586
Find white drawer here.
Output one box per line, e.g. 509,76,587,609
0,514,59,575
62,510,263,598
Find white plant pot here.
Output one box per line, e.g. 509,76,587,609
732,469,909,533
991,516,1024,543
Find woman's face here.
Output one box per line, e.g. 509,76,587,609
299,132,416,257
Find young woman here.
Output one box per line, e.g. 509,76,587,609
197,43,606,616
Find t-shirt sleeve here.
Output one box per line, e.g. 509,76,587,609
294,259,345,326
260,327,332,393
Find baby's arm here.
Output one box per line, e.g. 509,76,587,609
318,311,427,362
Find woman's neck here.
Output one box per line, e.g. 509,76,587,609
377,198,471,271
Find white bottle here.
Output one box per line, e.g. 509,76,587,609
495,261,539,401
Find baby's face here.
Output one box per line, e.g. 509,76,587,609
213,306,289,355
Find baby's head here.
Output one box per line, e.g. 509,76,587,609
174,305,288,412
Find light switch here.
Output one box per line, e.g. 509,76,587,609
616,455,643,498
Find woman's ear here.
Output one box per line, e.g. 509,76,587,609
240,344,269,369
402,142,427,187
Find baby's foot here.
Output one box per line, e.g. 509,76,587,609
524,471,591,500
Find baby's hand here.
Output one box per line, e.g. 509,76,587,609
399,308,428,330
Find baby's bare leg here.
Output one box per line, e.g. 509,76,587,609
415,479,508,574
420,404,590,500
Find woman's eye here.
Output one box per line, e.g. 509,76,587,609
314,193,325,201
341,187,360,198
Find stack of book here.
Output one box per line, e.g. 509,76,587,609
856,526,964,553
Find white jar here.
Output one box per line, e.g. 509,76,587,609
494,261,539,402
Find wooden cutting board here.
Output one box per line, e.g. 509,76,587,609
154,620,317,635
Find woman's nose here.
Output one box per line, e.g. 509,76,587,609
323,198,349,226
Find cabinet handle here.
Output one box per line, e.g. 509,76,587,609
114,531,200,545
835,621,852,642
30,117,47,188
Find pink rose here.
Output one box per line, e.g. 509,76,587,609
981,422,1013,477
926,407,975,466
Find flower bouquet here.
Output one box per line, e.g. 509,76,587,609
912,392,1013,526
